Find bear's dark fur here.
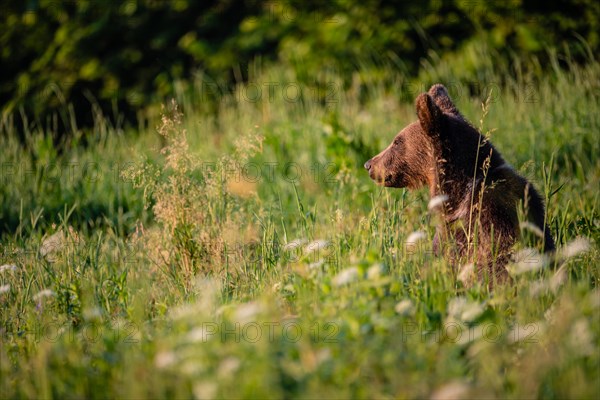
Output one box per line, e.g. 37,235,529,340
364,84,555,280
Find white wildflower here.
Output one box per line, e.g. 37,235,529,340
234,301,262,323
332,267,359,287
155,351,177,368
529,264,567,297
529,280,550,297
460,305,485,323
186,327,213,343
457,324,485,345
431,380,470,400
394,299,415,316
367,263,384,280
559,237,591,259
304,240,330,254
428,194,449,212
308,260,324,270
0,284,10,295
283,238,307,252
448,297,484,323
507,248,547,275
33,289,55,300
316,348,331,364
218,357,241,377
529,269,565,296
406,230,427,245
0,264,17,273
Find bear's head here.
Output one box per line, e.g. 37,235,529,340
364,84,491,190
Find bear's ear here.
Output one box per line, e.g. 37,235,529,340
416,93,444,137
428,84,462,118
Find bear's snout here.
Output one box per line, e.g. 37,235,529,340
364,156,388,185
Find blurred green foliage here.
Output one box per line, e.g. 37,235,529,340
1,0,599,130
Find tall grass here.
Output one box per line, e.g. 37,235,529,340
0,47,598,398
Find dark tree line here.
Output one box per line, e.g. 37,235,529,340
1,0,598,133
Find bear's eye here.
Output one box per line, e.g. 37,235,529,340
393,137,402,146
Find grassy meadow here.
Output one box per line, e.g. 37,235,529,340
1,49,599,398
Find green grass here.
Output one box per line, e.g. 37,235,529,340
1,49,599,399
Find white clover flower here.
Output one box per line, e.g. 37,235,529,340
447,297,463,311
304,240,330,254
33,289,55,301
367,263,384,280
308,260,324,270
332,267,359,287
186,326,212,343
559,237,591,259
447,297,484,323
428,194,449,212
394,299,415,316
234,301,262,323
507,248,547,275
283,238,307,252
460,303,485,322
218,357,241,377
406,230,427,244
529,279,550,297
316,348,331,364
0,284,10,295
0,264,17,273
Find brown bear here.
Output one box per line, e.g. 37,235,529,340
364,84,555,281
